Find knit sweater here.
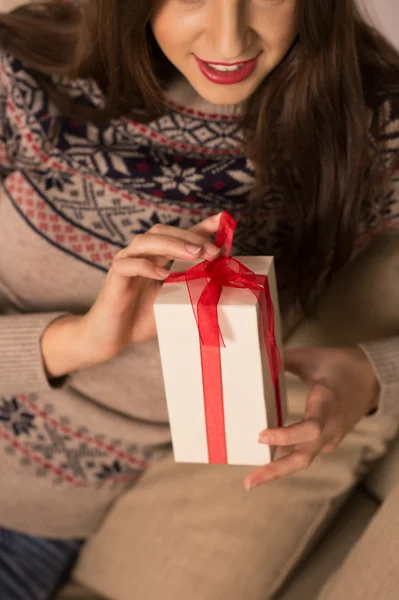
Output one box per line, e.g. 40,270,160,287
0,49,398,537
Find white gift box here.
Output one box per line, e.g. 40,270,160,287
154,256,287,466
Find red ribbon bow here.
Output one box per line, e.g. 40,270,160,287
166,212,283,464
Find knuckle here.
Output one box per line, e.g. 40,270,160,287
111,255,124,271
192,233,206,245
325,436,341,452
130,233,144,247
307,419,322,441
149,223,164,234
322,443,337,454
113,248,126,261
277,430,290,445
267,470,279,483
133,257,146,269
295,452,312,470
262,467,278,483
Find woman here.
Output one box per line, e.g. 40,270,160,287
0,0,398,598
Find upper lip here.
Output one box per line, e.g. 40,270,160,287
196,52,261,66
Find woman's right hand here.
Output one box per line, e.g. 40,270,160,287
41,214,222,378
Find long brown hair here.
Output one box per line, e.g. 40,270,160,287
1,0,399,309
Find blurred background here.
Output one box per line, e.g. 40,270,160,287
359,0,399,48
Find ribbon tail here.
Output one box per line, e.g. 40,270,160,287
200,343,227,464
197,280,228,463
258,278,283,428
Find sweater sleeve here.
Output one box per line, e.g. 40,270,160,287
0,55,68,394
0,312,70,395
359,338,399,420
358,176,399,419
0,55,14,178
356,89,399,419
358,171,399,418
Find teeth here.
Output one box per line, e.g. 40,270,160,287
207,63,244,72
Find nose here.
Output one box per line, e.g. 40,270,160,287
206,0,253,61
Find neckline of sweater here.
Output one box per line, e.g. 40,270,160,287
163,75,245,121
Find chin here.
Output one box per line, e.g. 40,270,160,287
193,82,256,106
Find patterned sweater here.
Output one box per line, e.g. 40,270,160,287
0,50,398,537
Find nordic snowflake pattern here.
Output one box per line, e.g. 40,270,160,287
0,50,398,486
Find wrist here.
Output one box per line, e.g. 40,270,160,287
41,314,101,379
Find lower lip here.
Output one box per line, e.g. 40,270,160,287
194,54,260,85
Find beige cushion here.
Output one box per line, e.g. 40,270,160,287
56,440,399,600
317,482,399,600
56,436,399,599
57,489,378,600
277,489,379,600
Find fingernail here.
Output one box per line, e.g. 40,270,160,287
155,267,169,279
205,243,220,256
185,245,202,254
258,435,268,445
244,480,258,492
258,431,270,444
213,212,223,221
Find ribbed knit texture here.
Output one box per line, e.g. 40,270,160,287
0,313,66,395
360,338,399,419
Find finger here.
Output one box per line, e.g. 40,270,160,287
149,223,220,257
111,257,170,280
189,212,223,237
125,233,212,261
244,450,317,490
321,441,341,454
273,446,294,460
258,383,331,447
304,383,336,443
258,419,322,447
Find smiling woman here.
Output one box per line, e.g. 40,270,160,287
151,0,297,103
0,1,398,599
1,0,398,307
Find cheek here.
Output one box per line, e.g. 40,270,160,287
260,25,296,59
151,9,177,58
257,5,298,54
151,9,200,62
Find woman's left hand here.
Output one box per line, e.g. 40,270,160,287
244,347,381,491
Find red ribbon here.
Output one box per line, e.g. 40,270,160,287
166,212,283,464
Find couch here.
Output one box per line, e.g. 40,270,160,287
58,439,399,599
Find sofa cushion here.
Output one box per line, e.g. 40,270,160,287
276,489,379,600
57,489,378,600
365,437,399,501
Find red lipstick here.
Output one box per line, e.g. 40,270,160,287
194,53,261,85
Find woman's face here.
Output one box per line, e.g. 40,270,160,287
151,0,298,105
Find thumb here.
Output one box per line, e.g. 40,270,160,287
284,347,316,382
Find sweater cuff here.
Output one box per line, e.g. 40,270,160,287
0,313,69,395
359,338,399,420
